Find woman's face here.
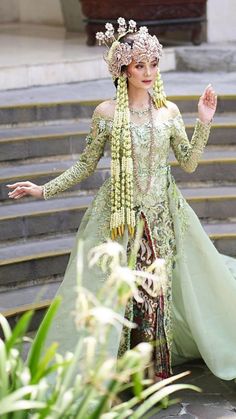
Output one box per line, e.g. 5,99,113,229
126,58,158,90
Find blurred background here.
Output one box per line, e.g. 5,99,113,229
0,0,235,89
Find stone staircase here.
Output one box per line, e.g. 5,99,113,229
0,88,235,331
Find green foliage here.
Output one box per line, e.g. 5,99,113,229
0,240,201,418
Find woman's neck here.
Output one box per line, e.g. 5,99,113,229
127,85,150,109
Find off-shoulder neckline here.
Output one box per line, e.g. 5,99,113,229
93,112,182,128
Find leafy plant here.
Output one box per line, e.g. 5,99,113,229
0,237,201,418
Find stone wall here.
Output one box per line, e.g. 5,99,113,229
207,0,236,42
60,0,85,32
1,0,235,40
18,0,64,26
0,0,19,22
0,0,86,31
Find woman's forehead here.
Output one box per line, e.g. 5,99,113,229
132,58,158,64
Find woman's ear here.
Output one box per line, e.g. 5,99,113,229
122,71,130,79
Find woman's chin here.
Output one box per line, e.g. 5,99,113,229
142,81,154,90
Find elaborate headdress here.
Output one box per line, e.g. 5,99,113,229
96,18,167,240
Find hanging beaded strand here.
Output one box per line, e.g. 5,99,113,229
110,75,135,240
111,77,122,239
122,77,135,237
153,70,167,108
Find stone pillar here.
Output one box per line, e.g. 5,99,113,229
60,0,85,32
0,0,19,22
18,0,64,26
207,0,236,42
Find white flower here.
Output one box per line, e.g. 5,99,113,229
117,17,126,27
135,342,152,357
139,26,149,35
95,358,117,382
105,30,114,40
20,367,31,386
105,23,114,32
62,390,73,406
83,336,97,366
95,32,105,44
88,240,126,271
147,257,166,272
89,306,136,330
96,32,104,40
64,352,74,362
128,19,137,30
135,342,153,364
109,266,143,303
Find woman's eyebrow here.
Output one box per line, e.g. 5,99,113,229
136,60,158,64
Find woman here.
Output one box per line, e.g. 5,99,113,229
7,18,236,381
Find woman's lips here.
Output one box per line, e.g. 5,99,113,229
142,80,152,83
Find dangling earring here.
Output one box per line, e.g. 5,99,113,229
153,70,167,108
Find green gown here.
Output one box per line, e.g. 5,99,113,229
42,106,236,380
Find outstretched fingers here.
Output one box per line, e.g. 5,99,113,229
6,181,43,199
8,185,30,199
202,84,217,109
7,181,32,189
14,190,28,199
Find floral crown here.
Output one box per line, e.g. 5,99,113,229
96,17,163,79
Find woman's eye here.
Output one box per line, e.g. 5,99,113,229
152,62,157,67
136,65,143,69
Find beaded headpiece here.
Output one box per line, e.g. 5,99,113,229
96,18,167,240
96,17,163,79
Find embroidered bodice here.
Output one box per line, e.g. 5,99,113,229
42,109,211,207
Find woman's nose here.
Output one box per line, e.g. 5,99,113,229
144,66,151,76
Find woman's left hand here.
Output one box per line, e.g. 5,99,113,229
198,84,217,124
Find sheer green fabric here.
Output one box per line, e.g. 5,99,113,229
42,109,236,380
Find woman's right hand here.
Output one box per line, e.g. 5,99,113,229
7,181,43,200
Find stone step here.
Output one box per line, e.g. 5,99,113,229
0,221,235,295
0,234,73,290
0,195,92,242
0,95,235,126
0,116,236,162
1,148,236,200
0,72,235,111
181,185,236,220
0,299,52,334
0,120,87,162
0,281,60,313
175,44,236,73
0,279,61,333
0,186,236,242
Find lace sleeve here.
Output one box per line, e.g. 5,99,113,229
170,113,212,173
42,112,108,199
